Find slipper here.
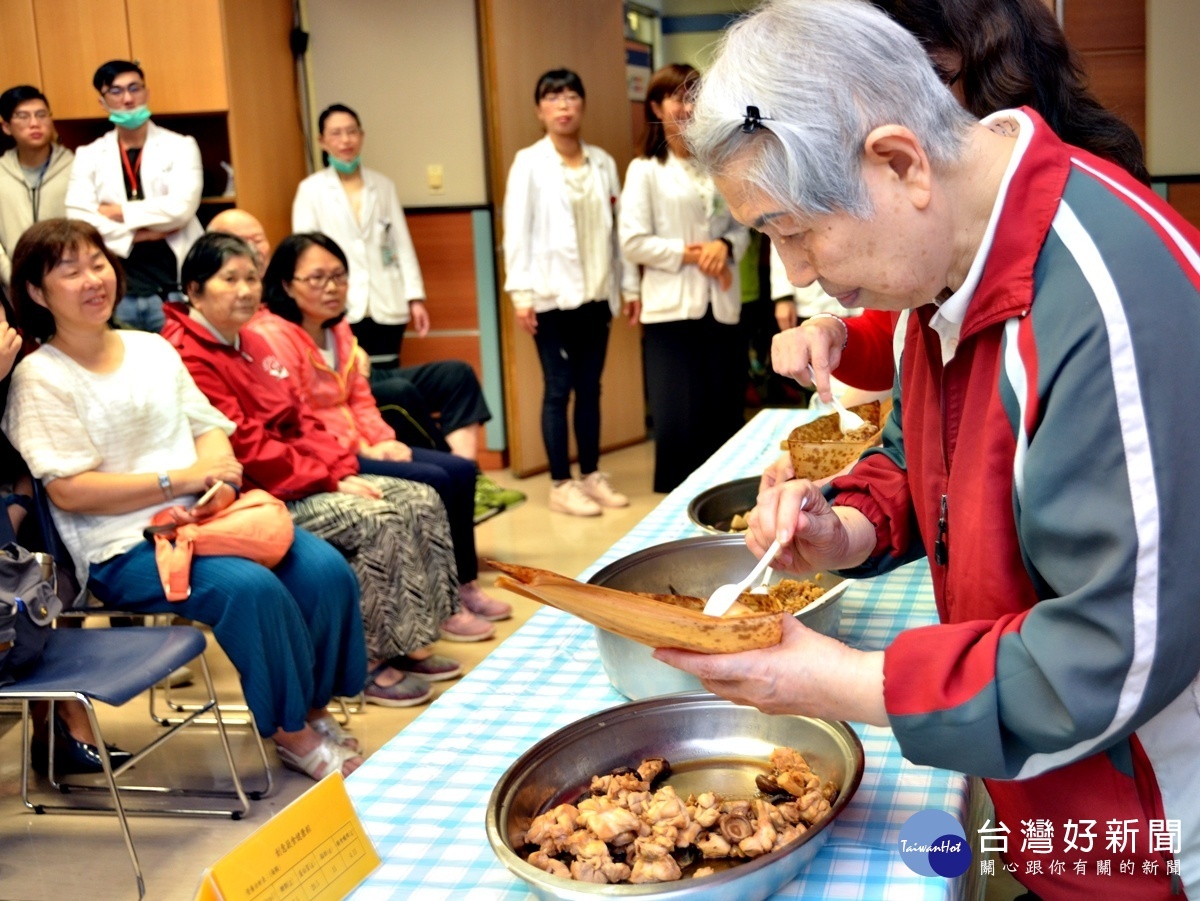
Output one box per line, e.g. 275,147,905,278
309,714,360,752
275,736,362,780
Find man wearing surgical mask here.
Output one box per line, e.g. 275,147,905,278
65,60,203,332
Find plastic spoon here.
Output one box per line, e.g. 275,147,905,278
807,365,866,434
704,538,782,617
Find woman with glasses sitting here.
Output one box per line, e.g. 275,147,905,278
247,233,508,641
162,232,486,710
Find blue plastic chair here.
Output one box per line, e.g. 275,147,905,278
0,626,251,900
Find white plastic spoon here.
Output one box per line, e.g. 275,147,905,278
807,365,867,434
703,538,782,617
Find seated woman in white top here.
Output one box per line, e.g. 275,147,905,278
2,218,368,781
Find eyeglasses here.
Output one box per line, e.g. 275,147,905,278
9,109,50,123
292,271,348,289
324,128,361,140
102,82,146,100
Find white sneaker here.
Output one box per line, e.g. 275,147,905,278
549,479,603,516
580,471,629,508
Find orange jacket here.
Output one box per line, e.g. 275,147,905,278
244,311,395,453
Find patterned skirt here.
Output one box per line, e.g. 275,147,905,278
287,474,459,660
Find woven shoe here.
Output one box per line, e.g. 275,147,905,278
363,665,434,707
387,653,463,682
580,471,629,508
549,479,602,517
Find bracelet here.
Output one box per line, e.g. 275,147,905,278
157,472,174,500
809,312,848,349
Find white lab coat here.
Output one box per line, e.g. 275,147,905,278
618,152,748,326
64,121,204,271
292,166,424,326
502,136,623,314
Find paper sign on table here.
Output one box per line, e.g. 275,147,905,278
193,771,380,901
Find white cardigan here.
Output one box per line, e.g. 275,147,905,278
618,153,748,326
64,121,204,271
292,166,424,326
502,136,623,314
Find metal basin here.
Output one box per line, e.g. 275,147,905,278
486,692,864,900
686,477,760,534
588,535,848,701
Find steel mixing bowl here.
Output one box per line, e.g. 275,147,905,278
686,477,760,534
486,691,864,901
587,535,848,701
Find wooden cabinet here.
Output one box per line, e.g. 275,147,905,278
0,0,43,93
32,0,130,119
9,0,306,248
125,0,228,114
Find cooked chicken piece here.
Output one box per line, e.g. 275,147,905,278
577,797,644,845
631,833,676,862
695,831,733,858
737,801,778,857
623,789,653,816
773,800,804,826
629,854,682,884
676,819,703,847
776,822,808,848
565,834,632,884
778,767,821,798
688,792,722,828
693,866,716,878
769,747,810,773
795,788,832,825
642,786,690,830
524,803,580,853
637,757,670,784
528,850,570,878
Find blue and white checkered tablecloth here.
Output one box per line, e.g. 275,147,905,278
347,409,969,900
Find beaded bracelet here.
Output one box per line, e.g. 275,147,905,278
808,311,849,349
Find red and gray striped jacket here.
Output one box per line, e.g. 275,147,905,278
833,108,1200,899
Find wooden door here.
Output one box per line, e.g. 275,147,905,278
479,0,646,478
126,0,228,113
0,0,43,93
32,0,130,120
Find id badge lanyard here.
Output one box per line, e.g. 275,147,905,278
380,218,398,268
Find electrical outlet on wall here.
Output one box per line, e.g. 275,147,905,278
426,164,445,194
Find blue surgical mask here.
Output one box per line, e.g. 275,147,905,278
108,104,152,130
329,155,361,175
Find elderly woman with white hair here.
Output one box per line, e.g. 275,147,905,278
653,1,1200,897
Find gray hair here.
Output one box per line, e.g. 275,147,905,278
687,0,975,218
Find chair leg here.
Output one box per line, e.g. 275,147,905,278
82,696,146,900
196,655,261,807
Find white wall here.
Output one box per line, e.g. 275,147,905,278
303,0,488,206
1147,0,1200,176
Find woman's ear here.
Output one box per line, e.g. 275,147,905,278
26,282,47,309
649,99,664,122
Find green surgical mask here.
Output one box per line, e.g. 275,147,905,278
108,104,152,130
329,155,361,175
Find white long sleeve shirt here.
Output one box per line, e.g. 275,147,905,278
292,166,425,326
618,152,748,325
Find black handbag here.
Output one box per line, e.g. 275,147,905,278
0,542,62,686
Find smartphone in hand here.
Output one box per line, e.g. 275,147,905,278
190,480,225,513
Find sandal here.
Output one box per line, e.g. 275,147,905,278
309,714,360,752
275,736,363,781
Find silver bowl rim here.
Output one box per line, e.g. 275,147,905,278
685,476,761,534
586,534,851,621
485,690,865,896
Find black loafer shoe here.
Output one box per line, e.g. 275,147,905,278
31,715,135,775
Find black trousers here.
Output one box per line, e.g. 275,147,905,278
643,309,745,493
354,318,493,449
532,302,612,482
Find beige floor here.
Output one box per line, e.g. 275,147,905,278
0,438,1026,901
